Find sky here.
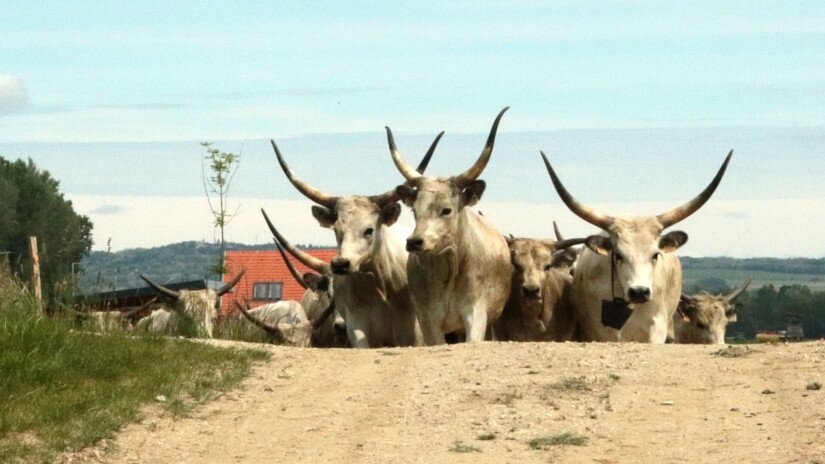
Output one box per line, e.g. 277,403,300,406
1,1,824,257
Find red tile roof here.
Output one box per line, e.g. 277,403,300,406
219,248,336,317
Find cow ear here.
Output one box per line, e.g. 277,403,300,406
396,185,417,207
380,202,402,227
303,273,329,292
585,235,612,256
659,231,688,253
311,205,337,228
461,180,486,207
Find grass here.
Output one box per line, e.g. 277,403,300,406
528,433,588,449
550,376,591,391
0,270,268,463
492,390,523,405
476,432,497,441
449,441,481,453
711,345,753,358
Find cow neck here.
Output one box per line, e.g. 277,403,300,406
608,250,631,306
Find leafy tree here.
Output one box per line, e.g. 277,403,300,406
0,157,93,300
200,142,240,275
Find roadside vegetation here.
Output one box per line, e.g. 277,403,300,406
0,268,268,463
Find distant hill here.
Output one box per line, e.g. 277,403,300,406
78,241,825,295
77,240,329,293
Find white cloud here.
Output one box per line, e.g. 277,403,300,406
68,193,824,258
0,75,29,114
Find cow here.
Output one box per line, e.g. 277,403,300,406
234,299,336,347
136,270,245,338
386,107,512,344
494,232,586,342
551,221,582,275
71,304,147,332
540,150,732,343
271,233,349,348
674,278,751,344
267,133,441,348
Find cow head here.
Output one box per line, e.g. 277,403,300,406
271,134,441,275
139,269,244,338
542,150,732,304
678,278,750,344
388,107,508,255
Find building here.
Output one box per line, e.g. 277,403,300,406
219,248,336,317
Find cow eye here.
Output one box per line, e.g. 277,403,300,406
544,264,552,271
652,252,661,262
441,208,452,216
364,227,374,237
614,252,624,262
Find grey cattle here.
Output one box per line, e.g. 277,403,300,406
268,136,440,348
674,278,751,344
494,232,585,342
136,271,244,338
542,150,732,343
234,298,336,347
387,107,512,344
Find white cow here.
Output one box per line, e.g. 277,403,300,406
136,271,244,338
541,150,732,343
267,134,440,348
387,107,513,344
674,278,751,344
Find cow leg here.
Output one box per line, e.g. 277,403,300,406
392,306,420,347
463,305,488,343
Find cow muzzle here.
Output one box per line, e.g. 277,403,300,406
406,236,425,253
627,286,652,304
522,284,541,299
331,258,351,275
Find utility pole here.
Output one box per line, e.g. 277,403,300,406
28,236,43,313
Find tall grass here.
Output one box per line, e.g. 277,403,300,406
0,268,268,463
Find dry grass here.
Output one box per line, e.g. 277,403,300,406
528,433,588,449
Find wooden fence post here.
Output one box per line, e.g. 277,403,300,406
28,236,43,313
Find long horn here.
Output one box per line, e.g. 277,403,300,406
386,126,422,182
261,208,331,274
553,238,587,250
553,221,564,241
217,269,246,296
541,151,614,230
369,130,445,205
656,151,733,228
455,107,509,184
725,277,752,302
271,139,339,209
234,301,286,343
310,300,336,330
140,273,181,300
276,242,306,289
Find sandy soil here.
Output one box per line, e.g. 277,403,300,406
70,341,825,464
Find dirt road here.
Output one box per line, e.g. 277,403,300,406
86,342,824,463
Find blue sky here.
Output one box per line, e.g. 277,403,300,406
1,1,824,255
